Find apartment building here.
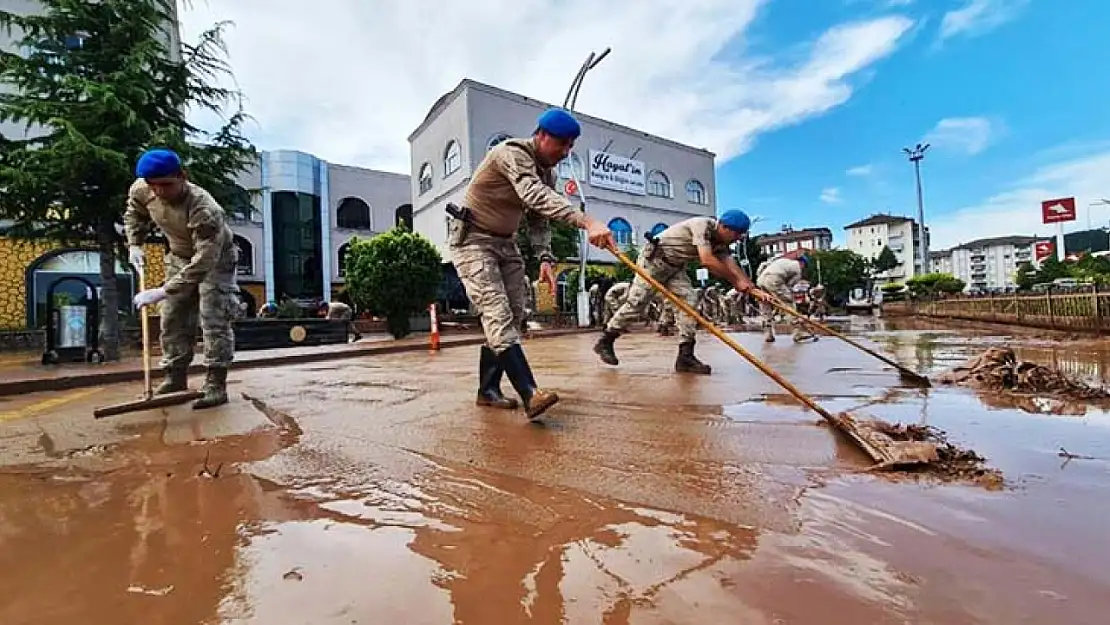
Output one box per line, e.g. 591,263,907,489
930,235,1037,292
407,79,718,267
844,214,929,282
758,225,833,258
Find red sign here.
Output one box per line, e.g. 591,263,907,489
1041,197,1076,224
564,179,579,196
1034,240,1054,262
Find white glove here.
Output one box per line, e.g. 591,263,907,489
133,287,167,309
129,245,145,268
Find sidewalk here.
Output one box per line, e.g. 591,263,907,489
0,327,592,397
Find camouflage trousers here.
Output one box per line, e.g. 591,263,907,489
755,277,800,328
159,252,237,370
606,255,697,341
659,300,676,326
452,233,529,354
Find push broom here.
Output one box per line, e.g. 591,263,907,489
94,265,203,418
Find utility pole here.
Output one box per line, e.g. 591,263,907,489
903,143,930,276
562,48,610,327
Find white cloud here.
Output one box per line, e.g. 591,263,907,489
176,1,914,173
922,117,996,155
820,187,843,204
928,149,1110,249
846,164,874,176
939,0,1030,41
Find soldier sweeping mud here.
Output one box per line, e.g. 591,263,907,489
449,108,615,421
594,210,763,374
126,148,238,410
756,249,816,343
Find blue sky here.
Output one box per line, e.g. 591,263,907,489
717,0,1110,248
180,0,1109,251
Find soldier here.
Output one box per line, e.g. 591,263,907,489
808,284,828,320
723,288,741,325
756,249,816,343
703,285,721,324
126,148,237,409
656,298,677,336
594,210,762,374
588,283,602,326
450,108,615,421
317,300,362,342
603,281,630,324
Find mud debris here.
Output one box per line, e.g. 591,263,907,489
938,347,1110,400
832,414,1003,488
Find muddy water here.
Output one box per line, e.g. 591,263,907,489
0,324,1108,624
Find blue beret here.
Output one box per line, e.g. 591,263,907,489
718,209,751,233
536,108,581,139
136,148,182,178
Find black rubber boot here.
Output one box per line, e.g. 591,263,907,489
155,366,188,395
593,329,621,366
476,345,519,410
193,367,229,410
675,340,712,375
497,344,558,421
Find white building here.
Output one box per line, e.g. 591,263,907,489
758,226,833,258
844,214,929,283
228,151,411,310
930,235,1037,292
407,79,718,266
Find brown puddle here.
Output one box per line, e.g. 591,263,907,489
0,329,1108,623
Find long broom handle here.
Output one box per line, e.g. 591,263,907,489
608,248,835,420
138,264,152,400
761,294,929,384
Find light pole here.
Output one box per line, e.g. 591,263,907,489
1088,198,1110,230
903,143,930,276
562,47,610,327
733,215,764,277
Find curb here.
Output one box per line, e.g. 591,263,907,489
0,327,596,397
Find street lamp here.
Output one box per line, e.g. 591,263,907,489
1088,198,1110,230
732,215,764,276
562,47,610,328
903,143,930,276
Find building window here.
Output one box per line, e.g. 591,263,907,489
685,179,707,205
487,133,511,152
233,236,254,275
556,152,586,181
419,163,433,195
444,140,461,177
649,222,668,237
647,170,671,198
336,197,372,230
338,242,351,278
608,217,633,248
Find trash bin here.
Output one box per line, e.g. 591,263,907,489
42,276,104,365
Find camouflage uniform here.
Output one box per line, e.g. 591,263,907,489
597,217,732,374
125,178,238,408
450,137,587,420
603,281,630,324
756,256,813,343
588,284,602,326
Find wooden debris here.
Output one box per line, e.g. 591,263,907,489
937,347,1109,400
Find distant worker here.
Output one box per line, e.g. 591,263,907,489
808,284,828,320
125,148,237,409
258,302,278,319
603,281,630,324
588,283,602,326
594,210,763,374
317,301,362,342
756,249,816,343
450,107,615,421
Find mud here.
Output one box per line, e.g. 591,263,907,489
939,346,1110,399
0,326,1108,624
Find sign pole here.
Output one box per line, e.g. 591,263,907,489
1056,223,1065,262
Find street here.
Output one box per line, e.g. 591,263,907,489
0,319,1107,624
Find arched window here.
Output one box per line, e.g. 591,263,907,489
649,222,668,237
395,204,413,230
338,241,352,278
608,217,633,248
686,179,708,205
556,152,586,181
647,171,671,198
487,133,511,152
233,235,254,275
336,197,372,230
443,140,461,177
419,163,433,195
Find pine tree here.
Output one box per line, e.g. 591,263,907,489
0,0,256,360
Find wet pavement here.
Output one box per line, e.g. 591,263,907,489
0,319,1108,624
